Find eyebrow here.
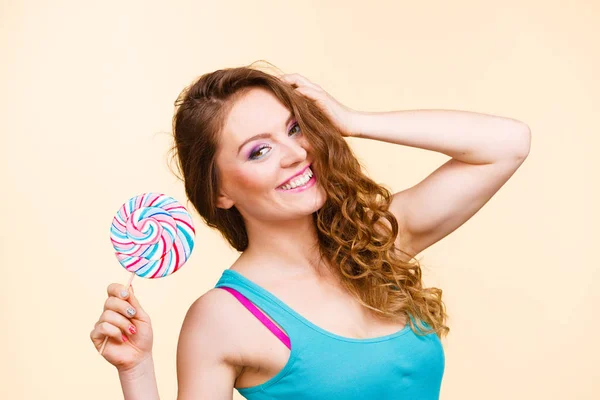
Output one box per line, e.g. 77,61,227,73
237,113,295,155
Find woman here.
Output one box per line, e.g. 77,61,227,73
90,65,531,399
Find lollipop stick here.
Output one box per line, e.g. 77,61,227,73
126,272,136,288
99,272,136,355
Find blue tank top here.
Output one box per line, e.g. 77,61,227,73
215,269,445,399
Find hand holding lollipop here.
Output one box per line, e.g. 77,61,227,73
90,193,195,369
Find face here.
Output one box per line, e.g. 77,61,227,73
215,87,327,223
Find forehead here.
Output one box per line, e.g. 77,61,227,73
222,87,290,146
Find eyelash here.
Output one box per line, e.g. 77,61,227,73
248,122,302,160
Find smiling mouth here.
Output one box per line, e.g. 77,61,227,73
277,166,314,190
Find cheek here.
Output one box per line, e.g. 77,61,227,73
233,168,275,192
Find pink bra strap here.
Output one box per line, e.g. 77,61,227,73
219,287,291,350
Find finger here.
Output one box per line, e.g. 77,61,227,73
295,86,325,104
106,284,149,321
281,73,322,91
124,286,150,321
90,322,126,348
104,296,140,320
95,309,138,336
107,283,131,300
286,74,321,90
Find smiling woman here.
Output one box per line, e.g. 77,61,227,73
168,67,446,333
166,65,447,397
92,63,448,400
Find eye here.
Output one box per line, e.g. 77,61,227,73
249,144,270,160
247,122,301,161
289,122,301,136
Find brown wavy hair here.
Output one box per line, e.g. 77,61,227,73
168,62,449,338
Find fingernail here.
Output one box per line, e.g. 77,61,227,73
119,289,129,298
128,325,137,335
126,307,136,317
121,334,128,342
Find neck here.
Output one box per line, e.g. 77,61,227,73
239,214,332,280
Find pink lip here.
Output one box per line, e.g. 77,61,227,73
278,164,311,187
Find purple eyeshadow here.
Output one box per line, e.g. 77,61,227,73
247,144,269,159
245,118,298,160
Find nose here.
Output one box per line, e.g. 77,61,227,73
279,136,308,167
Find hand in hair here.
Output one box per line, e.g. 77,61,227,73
280,73,358,137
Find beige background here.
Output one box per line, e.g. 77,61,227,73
1,0,598,399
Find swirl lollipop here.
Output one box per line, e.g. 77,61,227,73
99,192,195,354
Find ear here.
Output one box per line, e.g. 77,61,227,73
216,191,235,210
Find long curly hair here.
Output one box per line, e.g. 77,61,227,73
168,62,449,338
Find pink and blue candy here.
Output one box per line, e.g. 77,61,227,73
110,193,195,278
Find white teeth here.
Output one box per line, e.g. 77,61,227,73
280,167,313,190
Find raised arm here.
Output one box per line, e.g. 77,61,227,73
279,74,531,257
350,109,531,255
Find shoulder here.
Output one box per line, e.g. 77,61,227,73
184,287,245,328
178,288,246,365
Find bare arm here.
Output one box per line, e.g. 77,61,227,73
278,74,531,256
350,109,531,255
176,289,242,400
118,356,160,400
